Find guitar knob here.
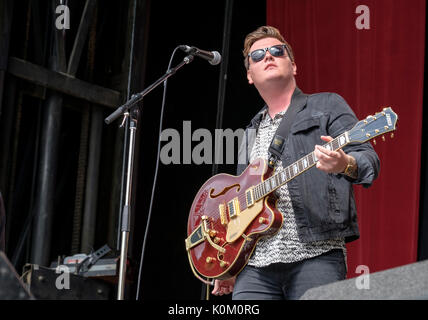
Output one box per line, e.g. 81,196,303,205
209,230,217,237
206,257,216,264
373,139,376,145
259,217,268,224
213,237,221,244
382,135,385,141
219,261,229,268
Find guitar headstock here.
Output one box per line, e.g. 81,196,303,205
348,107,398,144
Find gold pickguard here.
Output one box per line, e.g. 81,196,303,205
225,199,265,242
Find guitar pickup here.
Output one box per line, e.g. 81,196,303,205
246,188,254,207
227,198,240,219
219,203,227,226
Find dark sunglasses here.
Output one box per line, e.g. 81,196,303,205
248,44,289,63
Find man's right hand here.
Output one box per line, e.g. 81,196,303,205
211,277,236,296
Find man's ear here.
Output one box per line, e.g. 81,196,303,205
247,70,254,84
292,62,297,75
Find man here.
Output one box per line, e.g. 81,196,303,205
212,26,380,299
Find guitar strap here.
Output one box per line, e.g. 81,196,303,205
267,87,307,168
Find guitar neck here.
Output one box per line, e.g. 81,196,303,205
253,132,350,201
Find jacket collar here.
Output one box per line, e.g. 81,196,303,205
248,86,308,129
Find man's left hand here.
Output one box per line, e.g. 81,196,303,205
314,135,350,174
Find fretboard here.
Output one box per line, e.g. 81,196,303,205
252,132,349,200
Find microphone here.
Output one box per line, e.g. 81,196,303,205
179,45,221,65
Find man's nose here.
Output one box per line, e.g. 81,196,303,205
264,50,274,61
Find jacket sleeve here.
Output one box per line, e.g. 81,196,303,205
326,93,380,188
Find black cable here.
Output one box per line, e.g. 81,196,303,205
135,46,181,300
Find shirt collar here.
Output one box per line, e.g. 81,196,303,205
261,108,287,122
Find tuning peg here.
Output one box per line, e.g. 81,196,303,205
382,135,385,141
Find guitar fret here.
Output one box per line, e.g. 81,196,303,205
310,152,315,165
304,157,309,169
312,152,318,163
307,154,312,166
275,173,281,186
270,177,276,189
292,163,298,176
286,166,292,179
265,180,271,193
332,139,339,150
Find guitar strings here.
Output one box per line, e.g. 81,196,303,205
193,136,340,229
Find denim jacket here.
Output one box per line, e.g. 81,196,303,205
236,87,380,243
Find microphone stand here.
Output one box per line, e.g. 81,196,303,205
105,54,194,300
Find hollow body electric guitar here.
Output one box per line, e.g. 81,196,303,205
185,107,398,283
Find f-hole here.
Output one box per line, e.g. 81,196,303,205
209,184,241,198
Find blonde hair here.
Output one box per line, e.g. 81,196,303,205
243,26,294,69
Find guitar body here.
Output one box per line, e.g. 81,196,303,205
186,158,283,280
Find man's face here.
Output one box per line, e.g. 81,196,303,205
246,37,297,88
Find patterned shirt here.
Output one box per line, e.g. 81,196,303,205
247,109,346,267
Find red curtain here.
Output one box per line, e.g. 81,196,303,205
267,0,425,277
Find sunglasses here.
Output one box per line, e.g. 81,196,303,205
248,44,290,63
